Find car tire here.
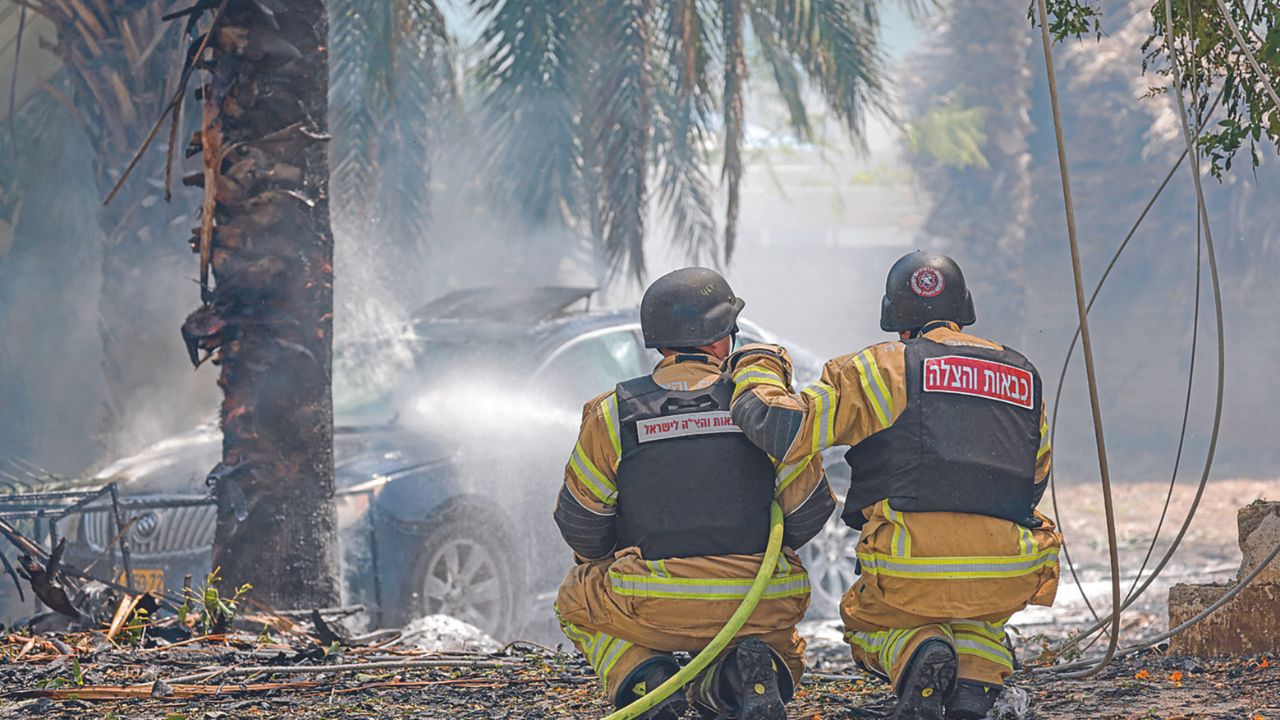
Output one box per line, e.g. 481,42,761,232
798,501,860,619
393,503,527,640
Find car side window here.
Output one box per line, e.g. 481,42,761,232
539,330,649,401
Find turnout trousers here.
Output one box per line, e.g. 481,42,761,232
555,546,811,700
839,503,1063,689
842,601,1014,688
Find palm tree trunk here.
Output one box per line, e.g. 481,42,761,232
907,0,1035,345
182,0,339,609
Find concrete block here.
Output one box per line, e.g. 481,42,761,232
1237,500,1280,584
1167,499,1280,657
1167,582,1280,656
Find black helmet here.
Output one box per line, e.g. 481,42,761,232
640,267,745,349
880,251,976,332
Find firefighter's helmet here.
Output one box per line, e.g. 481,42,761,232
640,267,745,349
880,251,976,332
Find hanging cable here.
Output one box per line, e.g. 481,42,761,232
1041,536,1280,673
1047,0,1233,667
1033,0,1123,679
1045,150,1186,630
1046,85,1225,639
1126,209,1201,600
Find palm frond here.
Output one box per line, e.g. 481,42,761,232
470,0,582,229
330,0,456,252
745,3,811,140
720,0,745,262
329,0,381,231
593,0,654,282
652,0,718,266
755,0,891,140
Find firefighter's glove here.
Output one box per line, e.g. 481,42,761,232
727,343,793,388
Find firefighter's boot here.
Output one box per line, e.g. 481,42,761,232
615,657,689,720
890,639,957,720
689,639,789,719
945,679,1001,719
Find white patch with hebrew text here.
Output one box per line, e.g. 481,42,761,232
636,411,743,443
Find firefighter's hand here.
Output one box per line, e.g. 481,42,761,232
727,343,793,387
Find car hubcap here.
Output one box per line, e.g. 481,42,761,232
800,510,859,610
421,538,504,633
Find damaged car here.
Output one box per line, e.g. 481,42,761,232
8,288,857,639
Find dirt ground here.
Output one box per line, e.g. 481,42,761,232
0,646,1274,719
0,478,1274,719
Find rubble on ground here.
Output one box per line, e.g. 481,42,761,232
398,614,501,654
0,612,1271,719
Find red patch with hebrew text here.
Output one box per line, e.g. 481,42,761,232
923,356,1034,409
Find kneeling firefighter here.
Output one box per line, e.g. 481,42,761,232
728,252,1063,720
553,267,836,720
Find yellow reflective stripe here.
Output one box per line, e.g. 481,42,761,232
1017,525,1036,556
883,500,912,558
951,620,1007,642
608,571,810,600
881,628,916,671
732,367,785,400
597,636,633,683
846,632,884,655
1038,418,1051,459
774,455,812,496
561,614,638,683
857,547,1059,579
775,553,791,576
646,560,671,578
559,616,593,649
601,393,622,458
801,383,836,454
569,442,617,505
853,351,893,429
954,635,1013,670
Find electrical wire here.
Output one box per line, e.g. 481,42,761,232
1033,0,1124,679
1045,150,1187,629
1046,0,1232,668
1039,535,1280,673
1046,85,1225,637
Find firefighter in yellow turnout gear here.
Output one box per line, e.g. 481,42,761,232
553,268,836,720
729,252,1062,720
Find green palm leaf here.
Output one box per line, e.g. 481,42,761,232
652,0,719,267
470,0,583,229
330,0,456,253
755,0,892,139
592,0,654,281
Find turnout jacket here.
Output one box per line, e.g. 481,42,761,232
553,352,836,563
728,323,1062,618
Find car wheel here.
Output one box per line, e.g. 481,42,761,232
398,505,526,640
798,503,860,618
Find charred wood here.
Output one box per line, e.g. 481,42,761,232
180,0,339,610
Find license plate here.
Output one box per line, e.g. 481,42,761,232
116,568,166,594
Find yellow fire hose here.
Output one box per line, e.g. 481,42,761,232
602,501,786,720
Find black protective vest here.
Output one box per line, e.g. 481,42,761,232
842,338,1042,530
614,371,776,559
